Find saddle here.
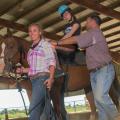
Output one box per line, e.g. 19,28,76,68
57,50,86,66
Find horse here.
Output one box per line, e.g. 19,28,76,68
0,34,119,120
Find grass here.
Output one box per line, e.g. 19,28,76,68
0,105,90,119
0,110,27,120
66,105,90,113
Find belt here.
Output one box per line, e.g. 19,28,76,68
29,72,49,80
89,62,112,72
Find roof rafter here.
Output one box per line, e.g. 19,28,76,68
109,44,120,49
30,1,70,24
0,0,50,32
68,0,120,20
1,0,69,38
0,0,25,16
0,18,61,40
105,31,120,38
107,38,120,44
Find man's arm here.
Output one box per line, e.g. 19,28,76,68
58,36,77,45
56,31,93,49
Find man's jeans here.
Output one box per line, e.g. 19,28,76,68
29,75,49,120
90,63,119,120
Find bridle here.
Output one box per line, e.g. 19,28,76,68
2,41,26,78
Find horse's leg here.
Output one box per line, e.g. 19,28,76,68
51,76,68,120
51,79,63,120
60,85,68,120
109,74,120,112
84,84,97,120
110,85,120,112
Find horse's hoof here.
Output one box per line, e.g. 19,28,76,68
89,114,96,120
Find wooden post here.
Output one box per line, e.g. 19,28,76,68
5,108,8,120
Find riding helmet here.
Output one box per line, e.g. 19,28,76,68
58,5,71,16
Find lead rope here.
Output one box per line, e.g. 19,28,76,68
15,72,28,116
6,63,28,116
12,64,28,116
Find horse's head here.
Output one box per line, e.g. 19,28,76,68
0,35,21,75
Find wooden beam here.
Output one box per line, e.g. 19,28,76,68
117,50,120,52
68,0,120,20
109,44,120,49
82,17,111,31
105,31,120,38
12,1,69,34
102,22,120,32
1,0,68,38
30,1,70,24
107,38,120,44
0,18,61,40
0,0,25,16
0,0,49,33
14,0,48,20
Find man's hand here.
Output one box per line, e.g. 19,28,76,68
44,78,54,91
50,40,57,46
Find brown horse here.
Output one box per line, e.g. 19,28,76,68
0,34,119,120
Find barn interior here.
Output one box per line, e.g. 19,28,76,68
0,0,119,120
